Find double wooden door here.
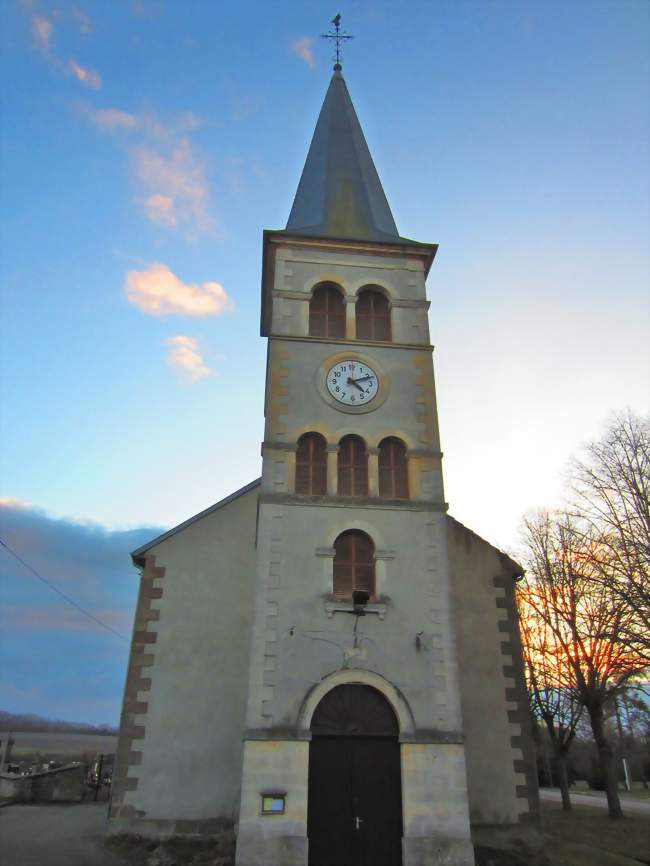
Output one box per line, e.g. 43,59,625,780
307,734,403,866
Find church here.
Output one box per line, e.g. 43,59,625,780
108,60,539,866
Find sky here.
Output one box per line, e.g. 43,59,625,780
0,0,648,725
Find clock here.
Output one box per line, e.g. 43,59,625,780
326,359,379,406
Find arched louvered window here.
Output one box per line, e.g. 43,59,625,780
295,433,327,495
309,283,345,338
333,530,375,600
356,288,391,341
378,437,409,499
337,435,368,496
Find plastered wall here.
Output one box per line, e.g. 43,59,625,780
109,485,259,835
447,517,539,839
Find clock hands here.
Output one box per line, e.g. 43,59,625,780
346,375,375,394
346,377,365,393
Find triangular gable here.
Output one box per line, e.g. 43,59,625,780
131,478,261,564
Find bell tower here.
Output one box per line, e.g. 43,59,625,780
235,65,475,866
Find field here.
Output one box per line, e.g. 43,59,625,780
7,730,118,759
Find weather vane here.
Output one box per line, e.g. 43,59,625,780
321,13,354,69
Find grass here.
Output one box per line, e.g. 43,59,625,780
540,800,649,866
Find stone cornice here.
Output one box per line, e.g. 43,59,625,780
260,492,448,512
266,334,434,352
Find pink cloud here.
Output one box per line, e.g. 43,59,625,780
133,138,212,231
166,336,211,383
26,8,102,90
0,496,31,510
31,14,53,54
291,37,316,70
81,104,213,233
67,59,102,89
143,193,177,227
87,107,138,130
125,262,233,317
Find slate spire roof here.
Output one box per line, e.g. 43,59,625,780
286,66,402,244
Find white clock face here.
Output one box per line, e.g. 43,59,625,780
326,360,379,406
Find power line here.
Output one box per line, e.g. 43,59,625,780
0,537,128,641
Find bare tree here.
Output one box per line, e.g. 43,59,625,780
570,411,650,663
521,510,647,818
518,580,583,810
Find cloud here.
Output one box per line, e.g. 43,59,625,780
31,14,52,54
0,496,31,509
125,262,233,316
26,6,101,89
86,107,139,131
0,500,163,724
0,499,160,590
67,59,102,89
70,6,93,35
166,336,211,383
291,37,316,70
142,193,177,227
133,138,212,231
81,105,214,233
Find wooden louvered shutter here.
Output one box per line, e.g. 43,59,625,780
310,285,345,338
378,438,409,499
296,433,326,495
333,531,375,599
337,436,368,496
356,289,391,342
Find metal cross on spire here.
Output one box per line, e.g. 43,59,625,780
321,13,354,70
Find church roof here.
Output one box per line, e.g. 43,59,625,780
285,67,405,244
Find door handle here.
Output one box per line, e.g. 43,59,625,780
355,816,364,830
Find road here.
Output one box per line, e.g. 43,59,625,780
540,787,650,815
0,802,128,866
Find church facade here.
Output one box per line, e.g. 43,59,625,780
108,67,539,866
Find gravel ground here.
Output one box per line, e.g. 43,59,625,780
0,802,127,866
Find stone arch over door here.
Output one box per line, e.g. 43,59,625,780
307,683,404,866
298,668,415,738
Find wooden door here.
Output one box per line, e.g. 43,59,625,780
307,686,403,866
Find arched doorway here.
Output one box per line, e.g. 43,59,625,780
307,684,403,866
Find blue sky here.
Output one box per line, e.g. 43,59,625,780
1,0,648,724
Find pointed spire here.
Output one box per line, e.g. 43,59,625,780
286,68,401,244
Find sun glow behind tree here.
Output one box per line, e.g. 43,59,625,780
517,412,650,819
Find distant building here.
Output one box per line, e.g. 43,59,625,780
108,63,539,866
0,732,14,772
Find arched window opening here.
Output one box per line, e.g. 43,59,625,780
356,288,391,342
333,530,375,600
337,435,368,497
309,283,345,339
378,437,409,499
295,433,327,495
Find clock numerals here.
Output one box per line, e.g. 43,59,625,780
326,360,379,407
